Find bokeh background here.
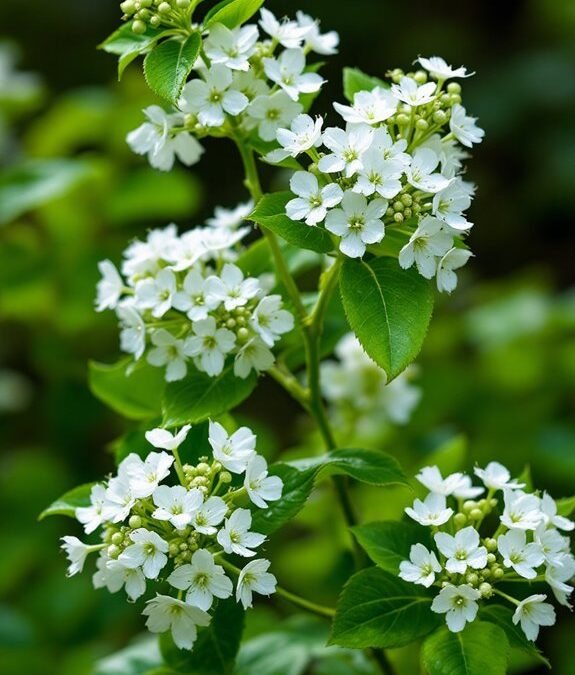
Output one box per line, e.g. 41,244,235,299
1,1,574,673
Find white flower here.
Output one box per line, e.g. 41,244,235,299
143,594,210,651
135,268,177,319
248,91,303,142
179,65,248,127
126,105,203,171
268,114,323,163
204,263,260,311
234,337,275,378
217,508,266,557
432,180,473,231
405,148,450,193
126,451,174,499
371,127,411,166
61,536,95,576
431,584,480,632
165,230,206,271
251,295,294,346
353,148,404,199
415,465,482,497
474,462,525,491
118,528,169,579
200,226,249,261
417,56,473,80
232,69,269,102
244,454,283,508
399,216,453,279
286,171,343,225
76,484,107,534
184,317,236,377
535,525,570,565
207,200,254,230
236,558,277,609
333,87,397,126
512,595,556,641
501,489,543,531
146,425,191,451
449,104,484,148
173,269,220,322
147,329,189,382
540,493,574,531
167,549,233,610
436,247,473,294
102,475,136,523
263,48,323,102
123,224,179,280
190,496,228,535
96,260,124,312
405,492,454,527
497,529,544,579
391,76,436,107
325,191,387,258
434,527,488,574
259,8,309,48
94,555,146,601
117,302,146,360
545,555,575,607
152,485,204,530
204,23,258,71
208,420,256,473
399,544,442,587
318,125,374,178
296,11,339,55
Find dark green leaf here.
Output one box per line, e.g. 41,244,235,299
343,67,389,102
39,483,95,520
330,568,439,649
99,24,164,79
339,256,434,380
204,0,265,28
144,33,202,104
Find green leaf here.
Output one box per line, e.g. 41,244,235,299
204,0,265,28
339,256,434,380
39,483,94,520
143,33,202,104
556,495,575,517
422,621,510,675
99,24,164,79
89,359,165,420
343,67,388,102
162,362,257,428
330,568,439,649
252,448,408,534
93,636,163,675
351,521,432,574
160,598,244,674
250,193,334,254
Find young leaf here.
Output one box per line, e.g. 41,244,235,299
343,67,388,102
204,0,265,29
89,359,165,420
162,362,257,427
339,257,434,380
351,521,432,574
556,495,575,517
39,483,95,520
143,33,202,104
99,23,164,79
422,621,510,675
330,568,439,649
250,193,334,254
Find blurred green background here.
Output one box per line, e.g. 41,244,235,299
0,1,574,674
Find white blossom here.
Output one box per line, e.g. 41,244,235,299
353,148,404,199
259,8,310,48
263,48,323,102
118,528,169,579
217,508,266,557
286,171,343,225
251,295,294,346
391,76,436,107
173,270,219,322
399,544,442,587
147,329,189,382
474,462,525,492
96,260,124,312
296,11,339,55
61,536,96,576
268,113,323,162
405,492,454,527
244,454,283,508
204,23,258,71
333,88,397,126
436,247,473,294
325,191,387,258
432,180,473,231
545,555,575,607
102,475,136,523
167,549,233,610
417,56,473,81
126,451,174,499
207,200,254,230
248,91,303,142
204,263,260,311
415,465,482,497
236,558,277,609
318,125,373,178
94,555,147,601
431,584,481,632
501,490,543,531
190,496,228,535
117,303,146,360
496,529,544,579
449,104,484,148
435,527,488,574
143,594,210,650
184,317,236,377
135,268,177,319
234,337,275,378
152,485,203,530
208,421,256,473
540,493,574,531
399,216,453,279
405,148,450,193
512,595,556,641
123,224,179,280
76,484,107,534
145,425,191,451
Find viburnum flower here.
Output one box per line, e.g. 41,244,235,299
96,260,123,312
143,595,211,650
333,88,397,125
217,508,266,557
135,268,177,319
152,485,203,530
206,200,254,230
236,559,277,609
248,91,303,142
474,461,526,491
244,455,283,508
405,148,450,193
172,269,218,321
286,171,343,225
535,526,570,565
117,303,146,360
208,421,256,473
512,595,556,641
125,451,174,499
546,557,575,606
263,48,324,102
203,23,258,71
167,549,233,610
318,125,374,177
189,496,228,535
399,216,453,279
61,536,98,576
259,8,310,48
497,529,545,579
204,263,260,311
431,584,481,632
251,295,294,347
399,544,442,587
371,127,411,166
540,493,575,531
184,317,236,377
76,484,107,534
269,113,323,162
449,104,485,148
416,465,479,497
102,475,136,523
405,492,454,527
234,337,275,378
179,65,248,127
391,76,436,107
432,180,473,231
296,11,339,55
325,191,387,258
353,148,404,199
501,490,543,531
436,248,473,294
417,56,474,80
145,425,191,451
232,69,270,102
94,556,146,601
147,329,189,382
118,528,169,579
122,224,178,279
435,527,488,574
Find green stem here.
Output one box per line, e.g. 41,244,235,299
172,446,186,485
493,588,520,606
371,647,397,675
268,364,311,411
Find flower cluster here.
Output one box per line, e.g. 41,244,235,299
320,333,421,440
275,56,484,291
399,462,574,641
120,0,193,35
61,422,282,650
127,9,337,171
95,207,294,381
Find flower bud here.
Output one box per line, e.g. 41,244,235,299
179,542,188,551
404,208,412,219
132,19,146,34
226,318,237,330
479,582,492,597
158,2,172,13
107,544,120,559
414,70,428,84
220,471,232,484
393,201,404,212
111,532,124,546
463,500,476,512
237,327,250,342
150,15,161,26
432,110,447,125
212,461,223,473
182,549,192,562
415,118,429,131
191,476,209,488
396,113,410,126
169,543,179,556
393,212,404,224
466,573,479,586
121,0,136,14
401,193,413,207
450,93,462,105
453,512,467,528
484,538,497,552
469,508,483,521
492,567,504,580
177,0,191,6
480,568,491,579
129,515,142,529
487,553,496,565
447,82,461,94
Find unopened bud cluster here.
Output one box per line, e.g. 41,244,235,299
120,0,192,34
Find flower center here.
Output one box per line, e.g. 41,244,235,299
349,216,365,231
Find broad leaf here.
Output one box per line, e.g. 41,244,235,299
144,33,202,104
556,495,575,517
250,193,334,254
330,567,439,649
99,24,164,78
352,521,432,574
422,621,509,675
39,483,94,520
204,0,265,28
162,362,257,427
89,359,165,420
339,257,434,379
93,636,163,675
343,67,388,102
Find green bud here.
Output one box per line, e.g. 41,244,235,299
389,68,404,83
132,19,146,33
121,0,136,14
487,553,496,565
393,201,404,212
179,542,188,551
441,580,449,588
484,538,497,552
169,543,179,556
182,550,192,562
236,316,246,327
158,2,171,13
400,193,413,206
226,318,237,329
220,471,232,484
150,15,161,26
111,532,124,546
237,327,250,342
212,461,222,473
450,93,462,105
453,512,467,528
107,544,120,559
196,462,211,475
447,82,461,94
191,476,209,488
176,0,191,6
469,508,483,520
490,498,498,508
136,8,151,20
129,515,142,529
492,567,504,580
463,500,476,512
432,110,447,125
404,208,412,219
466,573,479,586
479,582,492,597
198,485,209,495
481,568,491,579
385,207,395,218
413,203,421,214
414,70,428,84
478,499,488,510
393,212,404,224
395,113,410,126
415,118,429,131
440,93,451,105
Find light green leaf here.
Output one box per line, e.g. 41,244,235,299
39,483,95,520
99,24,164,79
250,193,334,254
162,362,257,428
343,67,388,102
422,621,510,675
556,495,575,517
89,359,165,420
93,636,163,675
144,33,202,104
204,0,265,28
351,521,432,574
339,257,434,379
330,568,439,649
